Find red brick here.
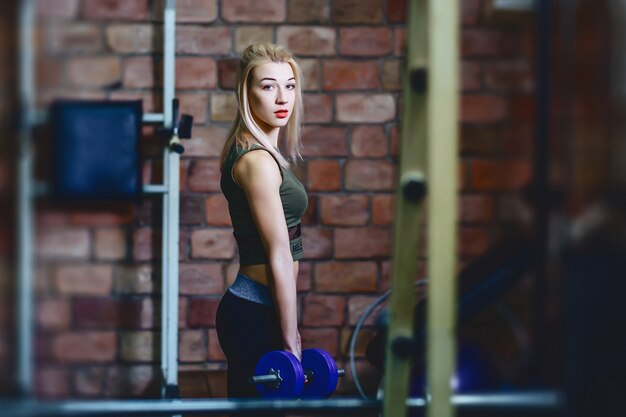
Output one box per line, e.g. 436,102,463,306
74,367,105,397
462,60,482,91
288,0,330,23
300,328,339,356
460,125,498,155
67,56,121,87
307,160,341,191
180,263,224,295
461,0,482,25
188,159,220,192
205,194,232,227
114,265,154,294
222,0,286,22
55,265,113,296
106,25,160,53
461,95,508,123
335,227,392,258
382,59,402,90
461,29,520,57
322,60,380,91
300,58,321,91
120,331,155,362
37,299,70,330
69,205,135,226
319,195,369,226
185,126,229,157
301,126,348,157
180,196,203,225
340,327,376,357
74,298,145,329
176,57,217,90
336,94,396,123
302,295,346,326
152,0,218,23
218,58,238,90
37,228,90,259
178,92,209,124
339,27,392,57
36,367,70,399
53,332,116,363
302,227,333,259
210,93,237,123
83,0,148,21
36,57,64,89
188,298,220,327
459,226,490,257
315,261,377,292
109,91,161,113
179,330,207,362
332,0,383,24
132,227,153,261
372,194,395,225
46,23,103,54
394,27,406,56
123,56,157,89
351,126,387,157
208,328,226,361
387,0,406,23
191,229,236,259
277,26,336,56
348,295,385,325
104,365,158,397
176,26,232,55
141,298,157,329
459,194,495,223
345,160,396,191
510,95,535,122
470,159,531,191
297,261,313,292
484,60,534,92
501,124,534,157
303,94,333,123
235,26,274,53
95,228,126,261
36,0,79,19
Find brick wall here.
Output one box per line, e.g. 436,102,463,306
4,0,535,399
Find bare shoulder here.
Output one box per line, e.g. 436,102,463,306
234,149,282,189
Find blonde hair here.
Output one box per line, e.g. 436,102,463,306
220,42,304,169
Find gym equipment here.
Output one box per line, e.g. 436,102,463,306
157,98,194,155
249,349,346,399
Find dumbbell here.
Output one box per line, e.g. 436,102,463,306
249,348,346,399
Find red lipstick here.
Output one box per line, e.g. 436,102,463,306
275,109,289,119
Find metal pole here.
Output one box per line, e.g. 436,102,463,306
161,0,180,397
16,0,36,398
0,391,563,416
426,1,460,417
382,0,428,415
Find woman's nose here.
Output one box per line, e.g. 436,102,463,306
276,88,288,104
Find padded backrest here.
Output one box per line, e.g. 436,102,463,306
51,100,143,200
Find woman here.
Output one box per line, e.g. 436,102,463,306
215,42,308,400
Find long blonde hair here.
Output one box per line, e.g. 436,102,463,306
219,42,304,169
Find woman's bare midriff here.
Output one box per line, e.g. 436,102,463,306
239,261,299,287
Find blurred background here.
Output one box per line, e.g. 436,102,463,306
0,1,625,416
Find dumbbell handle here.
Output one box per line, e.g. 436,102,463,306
250,368,345,386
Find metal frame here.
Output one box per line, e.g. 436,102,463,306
0,391,563,416
16,0,181,398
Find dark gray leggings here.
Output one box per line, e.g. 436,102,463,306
215,290,285,415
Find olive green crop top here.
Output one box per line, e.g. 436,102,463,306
220,143,308,265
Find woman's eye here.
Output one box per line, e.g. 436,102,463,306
286,84,296,90
262,85,274,91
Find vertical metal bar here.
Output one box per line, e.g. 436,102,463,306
16,0,36,397
426,1,459,417
161,0,179,396
382,0,427,415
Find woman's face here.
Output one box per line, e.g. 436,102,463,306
248,62,296,133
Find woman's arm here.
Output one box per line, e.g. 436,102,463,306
234,150,300,359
